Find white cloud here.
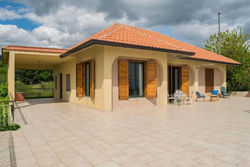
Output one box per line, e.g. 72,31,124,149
0,8,22,20
0,0,249,49
171,22,241,47
0,24,32,45
0,5,145,48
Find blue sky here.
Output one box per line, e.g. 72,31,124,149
0,1,40,30
0,0,249,51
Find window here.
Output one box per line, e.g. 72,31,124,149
85,63,90,96
76,59,95,98
66,74,70,91
129,62,144,97
55,76,57,90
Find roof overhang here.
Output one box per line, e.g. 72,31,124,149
1,46,73,69
182,57,241,66
60,39,195,58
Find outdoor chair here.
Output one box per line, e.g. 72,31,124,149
183,94,192,105
196,91,206,101
168,94,175,103
220,86,230,98
210,90,219,101
174,90,183,105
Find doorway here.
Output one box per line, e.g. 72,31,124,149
205,68,214,92
59,73,63,99
168,66,181,95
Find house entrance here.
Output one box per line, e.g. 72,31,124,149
168,66,181,95
168,65,190,96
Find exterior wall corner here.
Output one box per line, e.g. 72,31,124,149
7,51,15,99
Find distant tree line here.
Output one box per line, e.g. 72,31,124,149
1,61,53,85
15,69,53,85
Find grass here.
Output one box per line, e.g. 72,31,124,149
16,81,54,98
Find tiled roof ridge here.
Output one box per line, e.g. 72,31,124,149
97,24,125,40
121,24,191,52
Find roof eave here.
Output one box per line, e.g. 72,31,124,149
60,39,195,58
1,45,68,54
182,57,241,66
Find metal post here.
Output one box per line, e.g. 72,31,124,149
218,12,221,55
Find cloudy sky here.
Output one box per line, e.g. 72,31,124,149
0,0,249,50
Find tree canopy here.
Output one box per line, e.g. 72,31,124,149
15,69,53,85
205,29,250,91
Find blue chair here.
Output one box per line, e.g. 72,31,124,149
210,90,219,101
196,91,206,101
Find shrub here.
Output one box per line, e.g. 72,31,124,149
0,84,8,98
0,103,20,131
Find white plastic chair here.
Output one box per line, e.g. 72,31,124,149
174,90,183,105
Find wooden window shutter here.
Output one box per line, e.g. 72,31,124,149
118,60,129,100
77,63,83,97
90,59,95,99
145,61,157,98
181,66,189,95
82,63,85,96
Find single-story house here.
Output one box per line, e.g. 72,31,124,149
1,23,240,111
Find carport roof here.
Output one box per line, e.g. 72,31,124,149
1,45,68,53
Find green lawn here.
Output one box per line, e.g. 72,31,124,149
16,81,54,98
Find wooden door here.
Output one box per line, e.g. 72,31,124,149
205,68,214,92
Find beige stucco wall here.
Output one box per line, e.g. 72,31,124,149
198,67,224,94
53,45,105,110
53,45,169,111
53,45,227,111
103,46,169,111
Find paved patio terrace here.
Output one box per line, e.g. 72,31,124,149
11,97,250,167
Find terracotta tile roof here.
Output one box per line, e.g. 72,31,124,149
70,23,191,53
2,45,68,53
64,23,240,65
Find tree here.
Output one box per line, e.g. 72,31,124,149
0,61,8,84
15,69,53,84
205,29,250,91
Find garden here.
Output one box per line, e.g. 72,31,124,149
0,61,20,131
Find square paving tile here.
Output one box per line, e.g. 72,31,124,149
12,97,250,167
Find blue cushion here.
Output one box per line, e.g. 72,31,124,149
211,90,218,95
196,91,205,98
